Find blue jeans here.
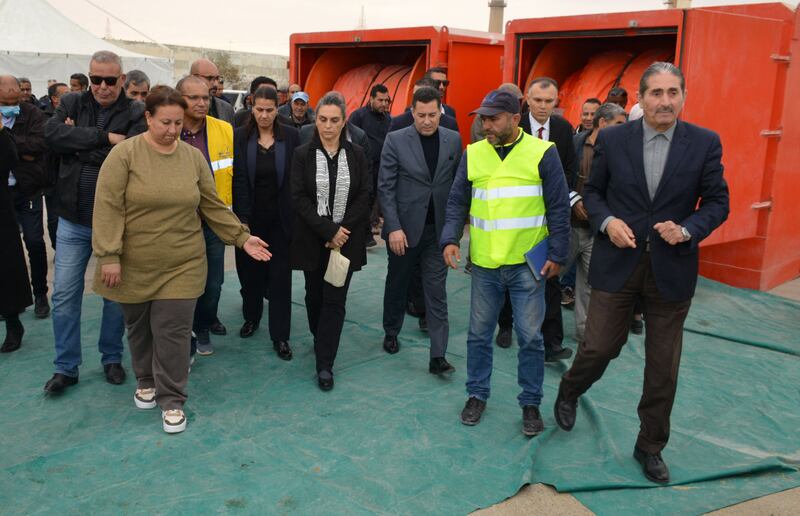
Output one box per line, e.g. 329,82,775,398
51,218,125,377
467,263,546,407
192,224,225,333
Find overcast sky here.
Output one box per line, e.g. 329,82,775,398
48,0,797,56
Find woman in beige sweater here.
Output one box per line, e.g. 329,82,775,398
92,86,270,434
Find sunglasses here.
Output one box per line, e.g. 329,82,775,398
89,75,120,86
434,79,451,87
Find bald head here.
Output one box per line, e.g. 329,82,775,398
190,58,221,95
176,74,209,94
0,76,21,107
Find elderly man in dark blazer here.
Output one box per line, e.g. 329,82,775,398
554,62,730,484
378,86,462,374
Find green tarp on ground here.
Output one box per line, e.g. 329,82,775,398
1,245,798,515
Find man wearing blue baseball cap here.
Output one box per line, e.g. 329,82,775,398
440,89,570,436
283,91,314,130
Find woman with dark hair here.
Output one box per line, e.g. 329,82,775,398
291,92,370,391
0,117,32,352
92,85,270,433
232,86,300,359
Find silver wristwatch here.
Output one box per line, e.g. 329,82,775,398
680,226,691,241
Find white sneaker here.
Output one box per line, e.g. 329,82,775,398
134,388,157,409
162,409,187,434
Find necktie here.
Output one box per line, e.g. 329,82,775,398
537,126,545,140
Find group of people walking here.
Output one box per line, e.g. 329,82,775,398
2,50,729,485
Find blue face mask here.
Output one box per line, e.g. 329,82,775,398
0,105,20,118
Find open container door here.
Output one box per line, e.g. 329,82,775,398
680,7,786,247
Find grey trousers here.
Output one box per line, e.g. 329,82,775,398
383,224,449,358
120,299,197,410
564,226,593,343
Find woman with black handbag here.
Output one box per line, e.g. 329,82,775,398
290,92,370,391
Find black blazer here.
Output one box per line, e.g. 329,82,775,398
232,124,300,239
584,119,730,301
290,137,370,272
521,113,578,189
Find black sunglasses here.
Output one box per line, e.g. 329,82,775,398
89,75,120,86
435,79,451,87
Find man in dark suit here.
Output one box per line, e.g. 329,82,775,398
378,87,462,374
554,62,729,484
495,77,577,359
424,67,457,118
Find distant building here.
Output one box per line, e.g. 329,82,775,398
106,38,288,89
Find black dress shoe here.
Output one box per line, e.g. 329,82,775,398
104,363,126,385
631,318,644,335
429,357,455,375
273,340,292,361
495,326,512,348
460,397,486,426
554,386,577,431
1,318,24,353
522,405,544,436
239,321,259,338
34,296,50,319
383,336,400,354
633,447,670,484
317,370,334,391
545,344,573,362
209,318,227,336
44,373,79,394
405,302,423,319
418,315,427,331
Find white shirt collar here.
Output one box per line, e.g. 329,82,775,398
529,114,550,134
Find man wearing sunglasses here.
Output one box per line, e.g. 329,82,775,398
43,50,146,395
424,67,456,118
190,58,235,125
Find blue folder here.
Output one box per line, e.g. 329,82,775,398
524,237,549,281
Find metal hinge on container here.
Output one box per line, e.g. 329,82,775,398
751,201,772,210
760,129,782,138
771,54,791,63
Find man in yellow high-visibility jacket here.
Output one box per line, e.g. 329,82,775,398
440,90,570,437
177,75,234,357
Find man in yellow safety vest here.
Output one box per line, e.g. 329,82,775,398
440,89,570,436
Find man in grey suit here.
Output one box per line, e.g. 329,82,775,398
378,87,462,374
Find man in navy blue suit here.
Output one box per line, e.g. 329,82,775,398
554,62,730,484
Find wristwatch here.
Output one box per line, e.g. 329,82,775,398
680,226,691,241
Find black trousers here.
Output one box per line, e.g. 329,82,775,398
304,248,354,373
43,188,58,250
12,189,48,297
560,252,691,454
497,276,563,350
239,212,291,342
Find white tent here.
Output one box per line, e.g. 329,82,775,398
0,0,172,97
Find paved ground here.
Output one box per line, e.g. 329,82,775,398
28,223,800,515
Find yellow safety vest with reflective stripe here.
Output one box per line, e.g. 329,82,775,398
206,116,234,207
467,131,552,269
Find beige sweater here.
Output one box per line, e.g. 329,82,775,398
92,135,250,303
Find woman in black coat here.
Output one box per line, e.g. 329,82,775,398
291,92,370,391
232,86,300,360
0,120,33,352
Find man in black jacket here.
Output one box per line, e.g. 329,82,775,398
42,83,69,250
43,50,146,395
0,76,50,318
494,77,577,360
349,83,392,244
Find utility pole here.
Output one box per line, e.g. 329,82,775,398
664,0,692,8
488,0,507,33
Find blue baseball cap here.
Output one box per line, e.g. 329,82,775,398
291,92,309,104
470,89,520,116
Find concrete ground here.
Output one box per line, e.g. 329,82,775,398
27,222,800,515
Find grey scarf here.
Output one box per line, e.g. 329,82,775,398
315,148,350,224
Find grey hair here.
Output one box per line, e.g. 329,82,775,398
91,50,123,72
639,61,684,96
317,91,346,119
175,74,208,94
593,102,627,128
17,77,30,84
125,70,150,89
